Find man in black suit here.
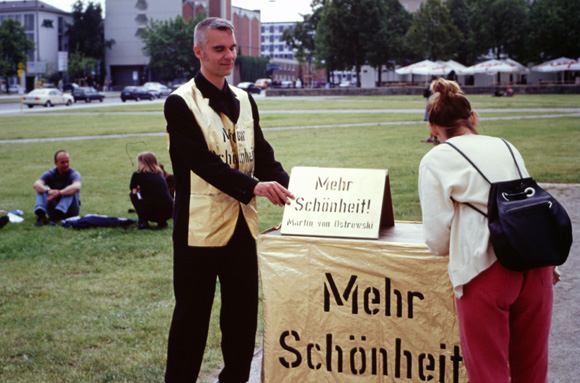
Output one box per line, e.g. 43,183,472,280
164,17,293,383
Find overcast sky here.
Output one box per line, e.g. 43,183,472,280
40,0,313,22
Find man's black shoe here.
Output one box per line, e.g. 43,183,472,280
35,217,48,227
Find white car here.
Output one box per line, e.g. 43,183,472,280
143,82,171,98
8,84,21,94
22,89,74,108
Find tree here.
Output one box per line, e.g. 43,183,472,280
470,0,529,61
66,51,100,81
404,0,462,61
364,0,412,85
316,0,388,87
446,0,479,65
527,0,580,62
141,15,202,83
67,0,113,85
282,2,325,85
0,19,34,92
236,55,270,82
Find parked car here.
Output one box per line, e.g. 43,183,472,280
143,82,171,98
280,80,294,88
22,89,74,108
236,82,261,94
339,80,354,88
8,84,21,94
72,87,105,103
63,83,79,93
254,78,272,89
170,82,188,92
120,86,155,102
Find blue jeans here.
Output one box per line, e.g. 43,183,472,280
35,192,80,219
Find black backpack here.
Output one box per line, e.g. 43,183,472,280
444,139,573,272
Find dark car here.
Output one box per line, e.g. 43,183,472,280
63,83,79,92
237,82,261,95
72,87,105,103
120,86,155,102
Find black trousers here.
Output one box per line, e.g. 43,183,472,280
129,192,172,225
165,215,258,383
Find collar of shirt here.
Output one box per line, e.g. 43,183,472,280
194,72,240,124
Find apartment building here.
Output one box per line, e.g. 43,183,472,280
260,21,295,60
0,0,71,90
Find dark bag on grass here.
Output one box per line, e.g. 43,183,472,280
444,139,573,272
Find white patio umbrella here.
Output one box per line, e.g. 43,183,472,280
438,59,468,74
462,59,529,75
531,57,578,72
395,60,453,76
531,57,579,83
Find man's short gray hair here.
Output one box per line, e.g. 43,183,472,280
194,17,235,50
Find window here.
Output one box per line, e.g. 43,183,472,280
24,14,34,31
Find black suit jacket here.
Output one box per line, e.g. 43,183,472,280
165,73,289,246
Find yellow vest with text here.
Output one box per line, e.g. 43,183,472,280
173,79,259,247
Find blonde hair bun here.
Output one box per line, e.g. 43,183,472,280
431,78,461,99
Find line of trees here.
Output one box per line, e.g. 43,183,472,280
284,0,580,86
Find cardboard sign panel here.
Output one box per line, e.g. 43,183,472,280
281,167,394,239
259,224,468,383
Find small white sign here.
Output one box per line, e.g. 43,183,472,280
58,51,68,72
281,167,391,239
26,61,46,74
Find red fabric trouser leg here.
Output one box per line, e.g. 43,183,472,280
455,261,553,383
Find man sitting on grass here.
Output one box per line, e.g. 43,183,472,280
33,150,81,226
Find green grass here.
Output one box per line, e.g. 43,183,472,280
1,94,579,382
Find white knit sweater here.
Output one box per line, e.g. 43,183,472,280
418,134,529,298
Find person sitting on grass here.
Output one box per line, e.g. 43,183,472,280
33,150,81,226
129,152,173,230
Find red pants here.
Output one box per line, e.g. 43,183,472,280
455,261,553,383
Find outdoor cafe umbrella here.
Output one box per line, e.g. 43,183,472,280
531,57,579,83
395,60,454,76
439,59,467,74
531,57,578,72
462,59,529,75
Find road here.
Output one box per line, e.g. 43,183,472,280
0,92,166,115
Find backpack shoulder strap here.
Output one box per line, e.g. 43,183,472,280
442,141,491,184
500,138,523,179
442,141,490,218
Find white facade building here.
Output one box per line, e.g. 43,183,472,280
0,1,71,90
104,0,182,87
260,21,295,60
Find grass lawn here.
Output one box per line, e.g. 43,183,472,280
1,94,579,382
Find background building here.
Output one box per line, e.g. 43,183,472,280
260,21,294,60
107,0,260,87
0,0,71,90
104,0,182,87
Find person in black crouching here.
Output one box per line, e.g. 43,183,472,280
130,152,173,230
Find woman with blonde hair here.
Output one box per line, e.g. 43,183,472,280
418,78,554,382
130,152,173,230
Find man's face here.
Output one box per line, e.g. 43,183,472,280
195,29,237,85
55,152,70,175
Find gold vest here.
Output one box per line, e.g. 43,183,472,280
173,79,259,247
